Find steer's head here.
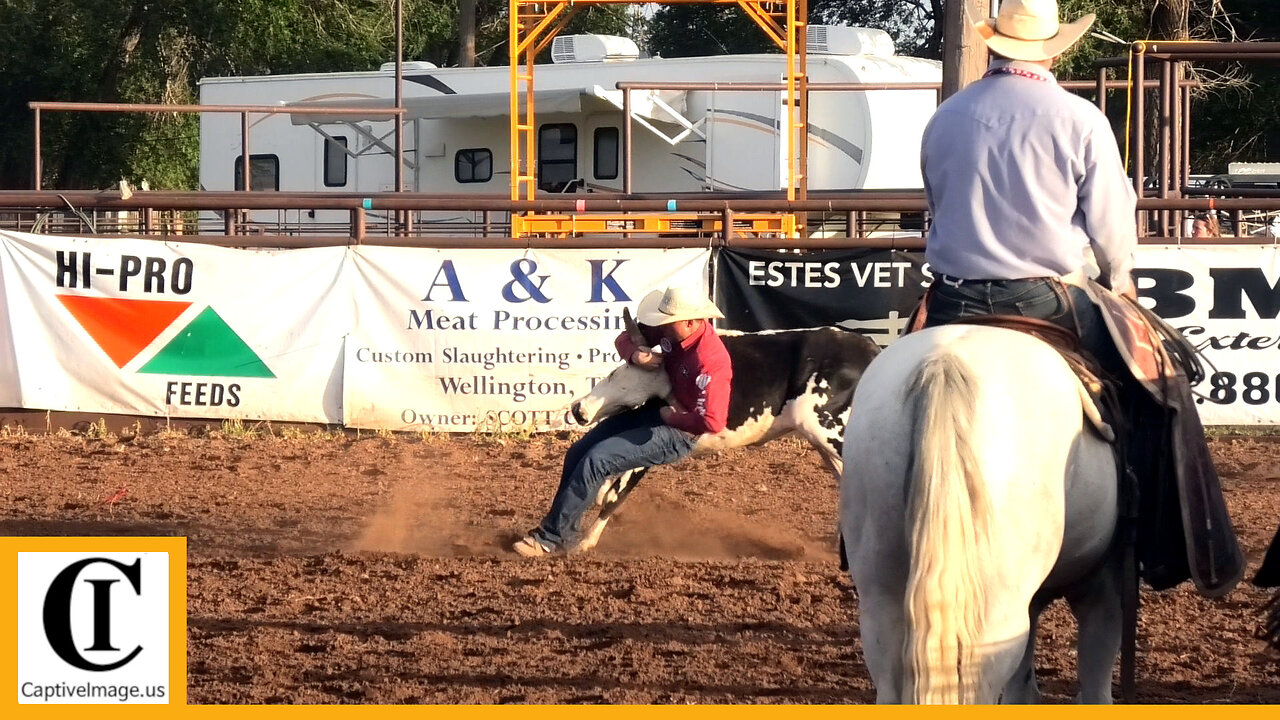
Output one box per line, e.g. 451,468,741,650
569,307,673,425
570,361,673,425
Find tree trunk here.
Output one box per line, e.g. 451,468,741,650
459,0,477,67
924,0,945,58
1152,0,1191,41
941,0,990,100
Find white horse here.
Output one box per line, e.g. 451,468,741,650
840,324,1123,704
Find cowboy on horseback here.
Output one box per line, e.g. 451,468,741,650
919,0,1131,374
512,286,733,557
841,5,1242,701
916,0,1241,596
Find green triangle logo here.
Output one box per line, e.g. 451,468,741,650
138,307,275,378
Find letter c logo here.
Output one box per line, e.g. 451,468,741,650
42,557,143,671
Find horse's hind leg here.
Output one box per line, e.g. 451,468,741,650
974,627,1034,703
856,583,908,703
847,525,909,703
1065,555,1123,704
572,467,648,553
1000,596,1051,704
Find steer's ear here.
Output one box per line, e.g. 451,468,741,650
623,308,647,346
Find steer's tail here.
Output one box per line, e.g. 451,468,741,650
902,352,993,704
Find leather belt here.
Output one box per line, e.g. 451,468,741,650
937,270,1087,287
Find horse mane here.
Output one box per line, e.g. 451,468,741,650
902,351,993,703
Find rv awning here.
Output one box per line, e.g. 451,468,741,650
286,85,687,125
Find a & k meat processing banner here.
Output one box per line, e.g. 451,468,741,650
344,247,710,431
0,230,351,421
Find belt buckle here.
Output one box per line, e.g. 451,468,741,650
941,274,965,287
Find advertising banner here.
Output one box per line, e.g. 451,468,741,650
344,247,710,431
714,248,928,346
4,233,1277,427
1136,245,1280,425
0,231,349,422
716,244,1280,424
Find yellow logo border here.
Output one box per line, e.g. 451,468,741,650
5,536,187,714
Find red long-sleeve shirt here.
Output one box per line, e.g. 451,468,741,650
613,322,733,435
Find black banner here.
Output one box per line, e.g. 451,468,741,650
714,248,930,346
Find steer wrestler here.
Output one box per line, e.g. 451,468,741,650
512,286,733,557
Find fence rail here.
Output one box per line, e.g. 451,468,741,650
2,190,1279,248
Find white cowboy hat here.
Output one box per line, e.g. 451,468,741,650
637,286,724,326
975,0,1095,62
634,289,664,328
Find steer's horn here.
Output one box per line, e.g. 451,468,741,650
623,307,646,346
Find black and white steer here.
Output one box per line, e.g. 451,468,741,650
566,319,881,552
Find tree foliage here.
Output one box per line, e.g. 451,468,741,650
0,0,1274,190
646,2,1145,73
0,0,627,190
649,0,1276,171
1182,0,1280,170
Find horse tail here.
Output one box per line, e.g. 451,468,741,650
902,351,993,704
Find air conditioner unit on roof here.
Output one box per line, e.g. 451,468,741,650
551,35,640,63
380,61,438,72
807,25,895,57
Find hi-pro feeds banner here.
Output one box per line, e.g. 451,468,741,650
0,230,350,422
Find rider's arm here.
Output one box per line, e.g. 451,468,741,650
614,328,664,368
1078,111,1138,295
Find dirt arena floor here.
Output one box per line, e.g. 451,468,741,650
2,425,1278,704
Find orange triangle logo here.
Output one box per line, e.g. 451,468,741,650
57,296,193,368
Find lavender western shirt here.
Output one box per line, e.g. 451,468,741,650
921,59,1137,293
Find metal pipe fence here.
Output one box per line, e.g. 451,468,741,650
2,190,1279,247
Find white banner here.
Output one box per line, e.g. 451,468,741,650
5,233,1272,428
0,231,349,422
1137,245,1280,425
344,247,711,431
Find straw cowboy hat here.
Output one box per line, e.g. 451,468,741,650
975,0,1095,62
637,286,724,326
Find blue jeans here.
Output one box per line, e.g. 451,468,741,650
923,277,1125,376
534,401,697,549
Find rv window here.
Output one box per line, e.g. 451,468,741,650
455,148,493,183
538,124,577,192
593,127,619,180
324,136,348,187
232,154,280,191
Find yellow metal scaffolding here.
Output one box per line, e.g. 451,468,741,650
508,0,808,237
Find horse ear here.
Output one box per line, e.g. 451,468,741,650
623,307,646,346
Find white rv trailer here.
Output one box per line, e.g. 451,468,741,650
197,26,941,229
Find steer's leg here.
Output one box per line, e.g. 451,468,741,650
794,404,848,479
572,467,648,553
810,435,843,477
